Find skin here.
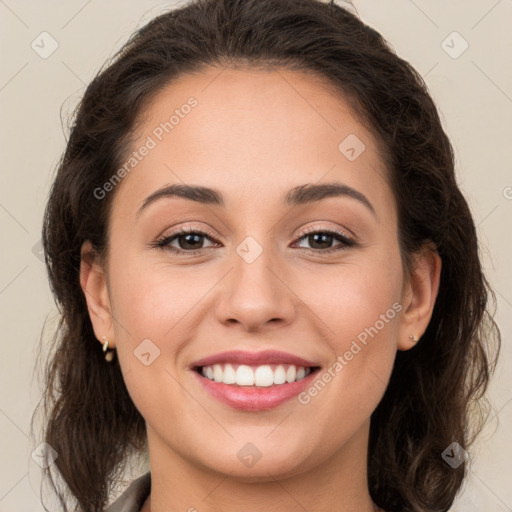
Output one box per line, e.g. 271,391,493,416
80,66,441,512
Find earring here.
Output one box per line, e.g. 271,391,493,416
408,334,419,343
102,337,115,362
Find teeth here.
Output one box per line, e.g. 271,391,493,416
254,365,273,387
200,363,312,386
213,364,223,382
273,365,286,385
285,365,296,383
236,365,254,386
222,363,236,384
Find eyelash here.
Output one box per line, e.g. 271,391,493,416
151,225,356,256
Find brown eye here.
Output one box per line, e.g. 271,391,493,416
154,228,219,255
293,229,356,254
174,232,206,250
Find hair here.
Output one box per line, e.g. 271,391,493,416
32,0,501,511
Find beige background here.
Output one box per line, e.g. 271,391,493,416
0,0,511,510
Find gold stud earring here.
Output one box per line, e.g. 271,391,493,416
408,334,419,343
102,337,115,362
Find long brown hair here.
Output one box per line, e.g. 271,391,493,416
32,0,501,510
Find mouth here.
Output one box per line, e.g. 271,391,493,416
190,350,321,411
193,363,320,387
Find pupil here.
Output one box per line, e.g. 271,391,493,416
181,233,202,249
310,233,332,249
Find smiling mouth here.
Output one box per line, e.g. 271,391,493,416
194,363,321,387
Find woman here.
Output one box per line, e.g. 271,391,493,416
33,0,501,511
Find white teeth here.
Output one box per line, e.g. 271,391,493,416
200,363,312,386
236,365,254,386
254,365,274,387
222,363,236,384
285,365,296,383
273,365,286,385
213,364,223,382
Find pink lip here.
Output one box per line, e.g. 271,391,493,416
191,349,318,368
190,350,321,411
192,368,319,411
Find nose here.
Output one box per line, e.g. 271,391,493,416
215,242,297,333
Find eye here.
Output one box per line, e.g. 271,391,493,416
152,227,219,255
292,227,356,254
151,225,356,256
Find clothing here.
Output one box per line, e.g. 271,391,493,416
105,472,151,512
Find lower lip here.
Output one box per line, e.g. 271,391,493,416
192,369,319,411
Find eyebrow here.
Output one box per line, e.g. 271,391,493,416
137,182,377,218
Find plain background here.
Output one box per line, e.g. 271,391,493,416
0,0,511,510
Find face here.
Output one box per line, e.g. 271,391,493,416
82,66,438,481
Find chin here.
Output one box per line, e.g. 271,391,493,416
189,440,318,481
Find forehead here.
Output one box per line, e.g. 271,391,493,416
110,65,392,220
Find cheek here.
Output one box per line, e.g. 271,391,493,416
298,253,401,341
107,259,194,426
297,253,401,397
296,274,399,448
107,254,216,392
109,253,203,338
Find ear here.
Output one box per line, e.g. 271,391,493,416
80,240,115,349
397,242,442,351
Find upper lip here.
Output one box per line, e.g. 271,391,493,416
191,350,319,369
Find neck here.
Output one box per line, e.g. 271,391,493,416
143,420,380,512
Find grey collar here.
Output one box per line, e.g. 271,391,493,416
105,472,151,512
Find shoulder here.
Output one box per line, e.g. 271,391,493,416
105,472,151,512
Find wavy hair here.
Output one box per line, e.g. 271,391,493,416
32,0,501,510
